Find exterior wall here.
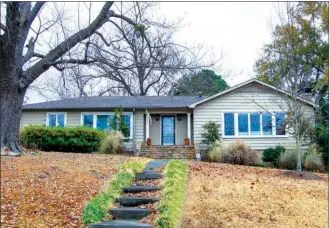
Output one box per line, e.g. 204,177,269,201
20,111,46,127
193,83,315,150
176,114,188,145
149,114,161,144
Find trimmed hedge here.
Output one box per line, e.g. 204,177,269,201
82,161,146,224
20,125,106,152
156,160,188,228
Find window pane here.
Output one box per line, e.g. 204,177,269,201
57,114,65,127
48,114,56,127
97,115,109,131
262,113,272,135
83,115,94,128
276,112,286,135
123,115,131,137
238,113,248,136
224,113,235,136
250,113,260,135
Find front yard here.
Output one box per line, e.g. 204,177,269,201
0,152,147,227
182,162,328,228
1,152,328,227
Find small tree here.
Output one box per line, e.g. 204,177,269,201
108,107,129,139
201,121,221,146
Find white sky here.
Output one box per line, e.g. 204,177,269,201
26,2,281,104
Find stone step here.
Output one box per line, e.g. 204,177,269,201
135,171,162,180
124,185,160,193
117,196,159,206
109,207,153,220
89,220,152,228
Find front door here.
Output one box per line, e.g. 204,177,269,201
162,116,175,145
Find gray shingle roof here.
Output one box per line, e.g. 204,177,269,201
22,96,204,110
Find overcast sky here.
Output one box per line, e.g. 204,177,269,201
26,2,281,104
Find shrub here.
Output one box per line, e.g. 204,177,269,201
99,131,124,154
221,140,258,165
201,121,221,146
156,160,188,228
303,151,325,172
278,150,297,170
208,140,226,162
262,145,285,162
82,161,146,224
20,125,105,152
108,106,130,139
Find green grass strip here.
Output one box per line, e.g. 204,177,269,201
82,161,147,225
156,160,189,228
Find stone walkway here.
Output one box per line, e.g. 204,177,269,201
89,160,168,228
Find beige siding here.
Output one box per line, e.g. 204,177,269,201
176,115,187,145
66,112,81,127
135,111,145,143
193,83,314,150
149,114,161,144
20,111,47,127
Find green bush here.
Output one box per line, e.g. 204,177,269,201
221,140,258,165
262,145,285,162
156,160,188,228
20,125,106,152
303,152,325,172
82,161,146,224
201,121,221,146
278,150,297,170
99,131,124,154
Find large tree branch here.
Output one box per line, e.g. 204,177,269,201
20,2,114,89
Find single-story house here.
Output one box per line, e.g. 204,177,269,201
21,79,314,154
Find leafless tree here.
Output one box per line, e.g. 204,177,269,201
0,2,141,154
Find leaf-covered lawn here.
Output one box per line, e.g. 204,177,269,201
0,152,147,227
182,162,328,228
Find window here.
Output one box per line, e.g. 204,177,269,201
81,112,133,139
238,113,248,136
276,112,286,135
223,112,287,137
47,113,66,127
250,113,260,135
83,114,94,128
224,113,235,136
262,113,272,135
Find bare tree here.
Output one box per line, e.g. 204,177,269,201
89,2,216,96
250,3,318,171
0,2,140,154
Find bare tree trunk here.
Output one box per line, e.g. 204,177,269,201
0,74,27,154
296,137,302,171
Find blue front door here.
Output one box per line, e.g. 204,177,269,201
162,116,175,145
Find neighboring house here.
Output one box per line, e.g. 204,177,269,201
21,79,315,153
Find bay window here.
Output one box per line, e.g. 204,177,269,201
223,112,287,137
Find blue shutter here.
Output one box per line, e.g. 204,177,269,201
250,113,260,135
276,112,286,135
238,113,248,136
123,115,131,137
262,113,272,135
224,113,235,136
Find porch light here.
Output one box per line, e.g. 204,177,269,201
156,114,160,121
177,114,182,121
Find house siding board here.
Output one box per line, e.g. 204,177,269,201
193,83,314,150
20,111,46,127
149,114,161,144
176,115,187,145
66,112,81,127
135,111,144,143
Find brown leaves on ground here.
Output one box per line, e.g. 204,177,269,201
182,162,328,228
1,152,147,228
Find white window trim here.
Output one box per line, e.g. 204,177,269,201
46,112,67,127
222,111,289,139
81,112,134,139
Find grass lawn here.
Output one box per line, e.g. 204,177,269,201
182,162,328,228
0,152,147,227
